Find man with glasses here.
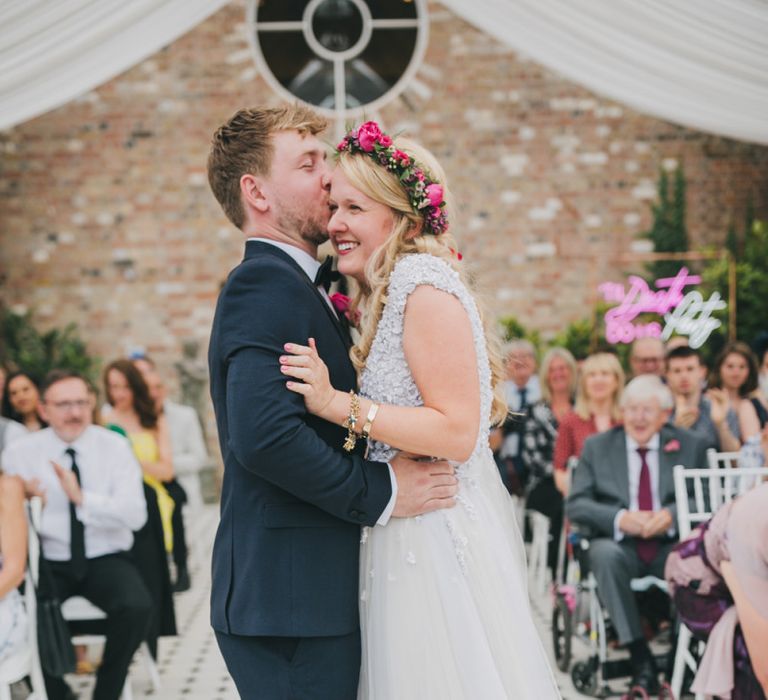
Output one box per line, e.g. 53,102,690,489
629,337,666,379
1,369,151,700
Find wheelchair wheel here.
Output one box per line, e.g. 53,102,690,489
552,592,573,672
571,660,599,696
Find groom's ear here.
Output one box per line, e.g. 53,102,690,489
240,173,269,214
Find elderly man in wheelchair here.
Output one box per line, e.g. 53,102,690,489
566,376,708,696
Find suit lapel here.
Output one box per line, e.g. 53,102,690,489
657,426,676,502
245,241,351,351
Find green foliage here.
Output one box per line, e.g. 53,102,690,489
0,307,99,384
641,167,689,280
701,218,768,346
550,318,594,361
497,315,542,353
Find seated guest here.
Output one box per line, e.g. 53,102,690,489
629,337,666,379
666,345,739,452
1,371,47,432
709,341,765,439
0,473,28,664
1,370,150,700
566,375,708,694
522,347,577,579
666,481,768,699
554,352,624,496
497,339,540,494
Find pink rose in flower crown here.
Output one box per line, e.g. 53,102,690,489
425,183,444,207
393,149,410,165
336,137,349,151
356,121,383,152
378,133,392,147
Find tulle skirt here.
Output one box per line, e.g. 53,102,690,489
358,446,561,699
0,588,27,663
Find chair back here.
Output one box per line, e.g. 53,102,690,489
673,465,768,538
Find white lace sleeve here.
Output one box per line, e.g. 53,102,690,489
360,253,493,463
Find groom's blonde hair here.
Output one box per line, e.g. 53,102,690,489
335,138,508,425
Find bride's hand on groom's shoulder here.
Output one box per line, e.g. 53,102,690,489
281,339,337,417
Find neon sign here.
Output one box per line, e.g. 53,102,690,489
598,267,726,349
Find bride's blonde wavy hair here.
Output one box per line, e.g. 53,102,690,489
336,137,507,425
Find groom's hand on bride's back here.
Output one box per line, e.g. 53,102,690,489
390,453,458,517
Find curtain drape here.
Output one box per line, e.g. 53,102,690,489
440,0,768,145
1,0,767,145
0,0,230,131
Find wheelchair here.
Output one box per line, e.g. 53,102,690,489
551,528,676,699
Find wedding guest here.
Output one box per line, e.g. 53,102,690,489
666,482,768,698
102,360,177,654
0,366,6,400
521,347,577,578
629,337,666,379
567,375,707,694
0,415,27,454
553,352,624,496
0,473,28,664
710,341,766,433
2,370,150,700
498,339,540,494
133,356,203,592
1,371,47,432
666,345,740,452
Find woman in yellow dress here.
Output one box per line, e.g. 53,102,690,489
102,359,177,658
102,359,174,550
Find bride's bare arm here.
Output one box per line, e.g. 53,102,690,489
282,286,482,462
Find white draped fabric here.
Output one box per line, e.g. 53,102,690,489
0,0,230,131
1,0,767,144
441,0,768,145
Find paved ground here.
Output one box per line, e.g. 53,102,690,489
16,505,598,699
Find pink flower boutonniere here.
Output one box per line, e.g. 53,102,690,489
330,293,360,326
663,439,681,453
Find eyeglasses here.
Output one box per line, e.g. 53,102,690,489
48,399,90,411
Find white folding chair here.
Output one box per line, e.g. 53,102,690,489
670,465,768,700
526,510,550,597
0,497,47,700
61,597,161,700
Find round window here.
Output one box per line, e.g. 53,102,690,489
248,0,428,117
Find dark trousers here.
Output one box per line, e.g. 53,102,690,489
215,630,360,700
589,538,673,646
164,479,189,572
43,553,152,700
526,476,564,579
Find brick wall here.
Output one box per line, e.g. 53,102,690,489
2,1,767,445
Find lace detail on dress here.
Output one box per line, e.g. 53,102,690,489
360,254,493,466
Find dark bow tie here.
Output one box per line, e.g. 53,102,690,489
314,256,339,292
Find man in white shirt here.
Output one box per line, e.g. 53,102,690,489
1,370,150,700
567,375,707,694
0,415,27,453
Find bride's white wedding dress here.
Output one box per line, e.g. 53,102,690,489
358,254,561,699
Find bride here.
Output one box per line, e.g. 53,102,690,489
281,121,560,699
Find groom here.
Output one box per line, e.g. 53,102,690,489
206,104,459,699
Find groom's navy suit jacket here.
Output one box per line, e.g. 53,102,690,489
209,241,392,637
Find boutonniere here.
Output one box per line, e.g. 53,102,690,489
330,292,360,326
663,439,681,453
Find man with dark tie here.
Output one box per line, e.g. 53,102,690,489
566,375,707,694
498,339,540,494
1,369,150,700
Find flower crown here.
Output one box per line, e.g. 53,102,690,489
335,121,449,236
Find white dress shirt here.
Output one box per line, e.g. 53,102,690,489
247,237,397,525
613,433,662,541
0,417,28,450
1,425,147,560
